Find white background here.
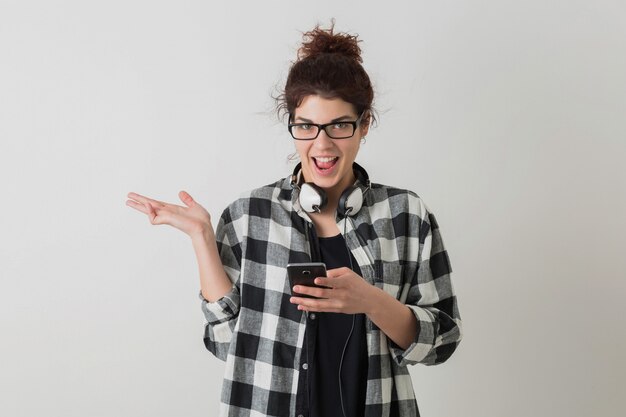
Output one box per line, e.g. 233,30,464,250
1,1,625,416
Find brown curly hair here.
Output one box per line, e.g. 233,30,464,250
277,21,376,126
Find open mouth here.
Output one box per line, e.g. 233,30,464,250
313,156,338,171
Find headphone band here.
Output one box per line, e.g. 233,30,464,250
290,162,370,216
290,162,371,190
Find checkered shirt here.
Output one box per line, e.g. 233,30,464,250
200,173,462,417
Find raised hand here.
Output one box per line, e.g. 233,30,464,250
126,190,232,301
126,191,212,240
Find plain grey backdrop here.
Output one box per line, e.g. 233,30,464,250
1,1,625,416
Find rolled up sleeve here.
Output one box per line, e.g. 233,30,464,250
389,209,462,367
200,207,243,361
200,285,240,361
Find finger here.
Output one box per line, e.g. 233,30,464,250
326,267,351,278
126,198,165,213
293,285,332,299
145,203,158,224
314,276,345,289
290,297,340,313
289,296,317,310
127,192,166,208
290,296,305,305
144,203,170,225
126,199,151,214
179,190,195,208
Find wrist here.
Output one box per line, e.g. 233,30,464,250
364,285,384,316
190,222,215,245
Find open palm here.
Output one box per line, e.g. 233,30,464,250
126,190,211,238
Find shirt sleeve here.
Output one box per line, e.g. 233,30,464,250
389,202,462,367
199,205,242,361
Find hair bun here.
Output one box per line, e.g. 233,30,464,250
298,23,362,63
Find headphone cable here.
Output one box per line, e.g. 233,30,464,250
338,213,356,417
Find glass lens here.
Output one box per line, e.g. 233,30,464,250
325,123,355,139
291,124,319,140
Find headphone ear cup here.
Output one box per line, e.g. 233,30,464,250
299,182,327,213
338,186,364,218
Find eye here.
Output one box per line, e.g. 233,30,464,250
332,122,349,129
295,124,312,131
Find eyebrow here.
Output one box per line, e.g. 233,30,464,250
294,115,354,123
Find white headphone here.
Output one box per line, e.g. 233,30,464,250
290,162,370,217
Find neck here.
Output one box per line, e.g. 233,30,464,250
319,170,356,215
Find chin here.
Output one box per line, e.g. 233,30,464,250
310,168,349,191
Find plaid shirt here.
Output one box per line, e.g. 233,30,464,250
200,172,462,417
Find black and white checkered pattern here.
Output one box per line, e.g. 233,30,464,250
200,173,462,417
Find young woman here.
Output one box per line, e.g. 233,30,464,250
127,24,462,417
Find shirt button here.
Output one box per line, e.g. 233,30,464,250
309,313,316,320
302,363,308,370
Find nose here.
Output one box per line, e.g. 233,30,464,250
313,129,334,148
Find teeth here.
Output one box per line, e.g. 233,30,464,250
314,157,338,163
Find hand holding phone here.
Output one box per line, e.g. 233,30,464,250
287,262,327,298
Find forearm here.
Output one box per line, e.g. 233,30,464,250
191,227,233,302
365,286,418,350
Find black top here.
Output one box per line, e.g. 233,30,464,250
307,234,369,417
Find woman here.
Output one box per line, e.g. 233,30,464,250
127,24,461,417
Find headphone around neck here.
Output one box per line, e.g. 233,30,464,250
290,162,370,217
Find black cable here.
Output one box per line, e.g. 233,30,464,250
338,212,356,417
304,311,311,412
339,311,356,417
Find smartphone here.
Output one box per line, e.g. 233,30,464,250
287,262,327,298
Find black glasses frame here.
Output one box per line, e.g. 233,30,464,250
287,112,364,140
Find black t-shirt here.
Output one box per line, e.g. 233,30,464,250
308,234,368,417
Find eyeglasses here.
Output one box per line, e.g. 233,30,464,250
288,112,364,140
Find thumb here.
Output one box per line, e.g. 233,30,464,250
179,190,195,207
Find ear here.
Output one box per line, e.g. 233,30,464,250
359,112,371,137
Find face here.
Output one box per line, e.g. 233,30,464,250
292,95,369,199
